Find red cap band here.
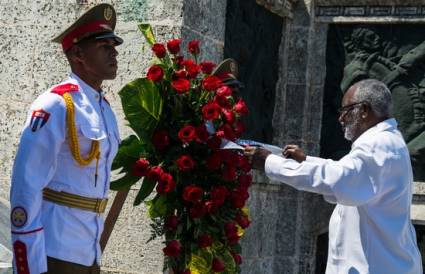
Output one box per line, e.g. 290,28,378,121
62,20,111,51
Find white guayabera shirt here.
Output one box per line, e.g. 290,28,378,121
10,73,120,273
265,119,423,274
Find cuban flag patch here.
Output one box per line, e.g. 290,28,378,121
30,109,50,132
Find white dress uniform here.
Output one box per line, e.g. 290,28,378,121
10,73,120,274
265,118,422,274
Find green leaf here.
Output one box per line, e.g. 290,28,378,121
189,248,213,274
112,135,148,171
119,78,163,143
138,23,156,45
110,173,141,191
147,194,168,218
134,178,157,206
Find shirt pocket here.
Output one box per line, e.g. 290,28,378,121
78,124,107,159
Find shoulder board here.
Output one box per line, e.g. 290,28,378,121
51,83,79,96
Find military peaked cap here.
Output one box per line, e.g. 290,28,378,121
212,58,244,88
52,3,123,52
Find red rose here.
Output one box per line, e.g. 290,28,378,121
230,188,249,208
211,186,228,206
156,172,176,193
221,109,235,124
151,43,166,58
205,200,219,214
178,125,196,143
131,158,150,177
195,124,209,143
176,155,195,172
215,94,231,109
238,174,252,189
202,76,222,91
235,213,251,229
163,240,181,257
224,222,240,244
189,202,206,218
183,60,200,78
173,69,188,79
239,156,252,173
212,258,225,273
223,123,236,140
232,253,242,265
152,130,169,150
167,39,181,54
222,164,237,181
200,61,216,74
207,136,222,150
165,215,179,230
188,40,200,55
216,86,232,97
183,185,203,203
206,152,222,171
146,166,164,182
146,65,164,82
173,55,184,68
198,234,213,248
234,120,246,138
202,102,221,121
234,99,248,115
172,78,190,94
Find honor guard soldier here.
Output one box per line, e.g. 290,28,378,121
10,4,122,274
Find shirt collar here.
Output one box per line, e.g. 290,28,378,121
69,72,103,102
352,118,398,147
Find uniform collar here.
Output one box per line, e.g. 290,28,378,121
69,72,103,102
352,118,398,147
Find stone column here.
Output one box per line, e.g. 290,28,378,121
241,0,334,273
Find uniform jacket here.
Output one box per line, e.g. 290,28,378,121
265,118,422,274
10,73,120,273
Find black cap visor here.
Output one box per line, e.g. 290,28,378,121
94,32,123,46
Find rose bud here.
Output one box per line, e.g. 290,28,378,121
162,240,181,257
197,234,213,248
131,158,150,177
212,258,225,273
165,215,179,230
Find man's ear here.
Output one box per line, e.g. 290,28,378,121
67,45,85,64
361,103,370,119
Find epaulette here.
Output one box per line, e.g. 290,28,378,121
51,83,79,96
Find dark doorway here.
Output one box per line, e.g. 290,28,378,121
224,0,283,143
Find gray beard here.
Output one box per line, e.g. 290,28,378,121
343,109,361,141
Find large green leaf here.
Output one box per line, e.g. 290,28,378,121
138,23,156,45
147,194,168,218
119,78,163,143
110,173,140,191
134,178,156,206
110,135,148,191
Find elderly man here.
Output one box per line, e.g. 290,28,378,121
245,79,423,274
10,4,122,274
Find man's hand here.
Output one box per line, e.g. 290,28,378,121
244,146,271,171
283,145,306,163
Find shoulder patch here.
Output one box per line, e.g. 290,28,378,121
30,109,50,132
14,240,29,274
11,206,27,228
51,83,79,96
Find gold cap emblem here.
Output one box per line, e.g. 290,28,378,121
104,7,113,21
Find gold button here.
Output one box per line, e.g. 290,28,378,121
20,267,25,270
17,249,22,253
18,257,23,261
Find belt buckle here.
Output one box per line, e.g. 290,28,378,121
95,198,108,213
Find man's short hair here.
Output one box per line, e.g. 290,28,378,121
353,79,392,118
